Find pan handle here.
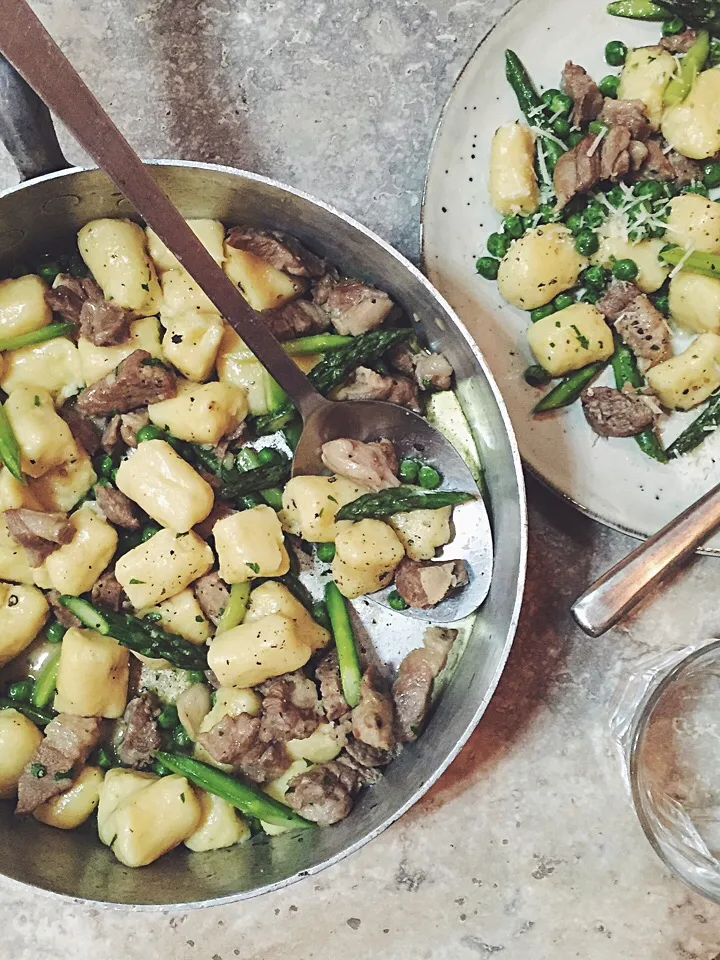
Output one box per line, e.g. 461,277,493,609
0,53,68,180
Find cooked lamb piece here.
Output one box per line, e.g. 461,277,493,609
243,741,291,784
285,759,363,825
91,567,127,612
197,713,290,784
599,98,653,141
47,589,82,629
637,139,676,180
4,508,74,567
344,735,392,768
59,402,102,457
562,62,604,128
213,421,248,462
581,386,657,438
315,650,350,722
614,294,671,367
351,667,395,753
334,366,421,411
321,438,399,491
192,571,230,625
226,227,325,277
392,627,457,743
119,410,150,447
76,349,176,416
553,135,602,209
46,276,133,346
311,269,340,305
114,692,162,768
600,126,632,181
193,502,236,541
262,299,331,341
101,415,121,454
596,281,641,321
668,150,703,185
259,672,323,742
414,354,453,391
660,28,697,53
323,281,394,336
387,341,417,376
95,484,141,530
394,556,469,610
628,140,650,170
16,715,104,815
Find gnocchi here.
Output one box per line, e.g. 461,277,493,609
666,196,720,254
646,333,720,410
147,219,225,272
213,506,290,583
148,380,248,445
280,474,368,542
389,507,453,562
78,316,163,385
0,709,43,798
527,303,614,376
115,528,214,608
223,243,305,311
78,218,162,314
44,506,118,595
161,312,224,382
0,275,51,339
662,65,720,159
5,387,77,479
34,766,104,830
245,581,330,653
0,583,49,668
618,46,676,129
489,123,540,216
208,614,312,688
592,236,669,294
669,273,720,334
184,791,250,852
497,224,587,310
0,337,82,398
331,519,405,599
54,627,129,718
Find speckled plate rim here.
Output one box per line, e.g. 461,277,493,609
420,0,720,557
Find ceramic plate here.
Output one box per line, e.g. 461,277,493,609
422,0,720,552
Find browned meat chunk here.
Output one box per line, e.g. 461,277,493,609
16,715,104,815
599,99,652,141
335,366,420,411
600,126,632,181
76,350,176,417
196,713,290,784
115,692,162,768
285,759,363,825
581,386,656,437
394,557,469,610
638,140,676,180
59,402,101,457
669,150,703,185
101,415,121,453
213,421,248,462
95,484,141,530
553,135,602,209
46,276,133,346
226,227,325,277
629,140,650,170
193,571,229,625
351,666,395,753
243,741,290,784
615,295,671,367
262,299,331,341
47,589,82,629
388,343,454,391
660,28,697,53
562,62,604,128
91,567,127,612
323,281,393,336
321,438,399,491
344,735,392,768
393,626,457,743
119,410,150,447
259,672,323,742
193,501,236,541
597,281,641,321
4,508,74,567
315,650,349,722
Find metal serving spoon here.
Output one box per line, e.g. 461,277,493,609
0,0,492,622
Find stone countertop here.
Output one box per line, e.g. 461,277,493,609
2,0,720,957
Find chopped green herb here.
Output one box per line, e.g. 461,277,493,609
571,325,590,349
245,562,260,574
30,763,47,779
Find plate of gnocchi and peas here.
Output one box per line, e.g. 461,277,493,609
0,211,481,867
423,0,720,548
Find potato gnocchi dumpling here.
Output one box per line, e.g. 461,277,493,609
184,791,250,852
115,528,214,608
647,333,720,410
146,219,225,273
110,774,201,867
662,65,720,159
5,387,77,479
34,766,104,830
280,475,368,542
389,506,452,561
0,709,43,798
497,224,587,310
0,275,51,339
618,46,676,129
161,312,225,382
245,581,330,653
148,380,248,445
54,627,129,718
489,122,540,217
527,303,614,377
666,196,720,254
669,274,720,335
78,218,162,314
331,519,405,599
208,614,312,688
0,337,82,398
213,506,290,584
592,236,669,294
78,316,163,385
0,583,48,668
223,244,305,311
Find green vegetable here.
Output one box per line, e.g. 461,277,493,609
552,116,572,138
530,304,556,323
575,230,600,256
336,486,473,521
324,581,362,708
533,361,608,413
95,746,116,770
612,335,668,464
30,762,47,779
667,390,720,457
684,180,710,196
94,453,114,480
503,214,524,239
476,257,500,280
0,697,54,726
156,752,313,828
387,590,409,611
605,40,629,66
8,679,34,703
505,49,543,119
252,408,297,436
151,759,171,776
157,703,179,730
524,364,553,388
660,245,720,278
256,446,282,466
36,260,62,283
216,582,251,634
32,647,61,709
548,92,573,116
582,265,608,290
607,0,667,19
283,420,302,452
46,621,66,645
541,87,562,107
172,724,193,750
185,670,206,685
140,523,161,543
568,131,584,147
58,596,207,671
553,293,576,311
282,334,353,356
398,458,420,483
636,180,665,200
0,321,75,353
0,402,24,483
703,161,720,189
566,213,586,236
588,120,609,136
219,458,290,503
418,464,442,490
136,424,165,443
664,30,710,106
311,601,331,631
647,0,720,32
710,35,720,65
612,258,640,281
585,204,607,229
651,290,670,314
316,541,336,563
598,75,620,98
487,232,509,258
663,14,686,32
581,289,602,305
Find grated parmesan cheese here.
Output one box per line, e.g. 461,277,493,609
586,128,607,158
669,244,696,280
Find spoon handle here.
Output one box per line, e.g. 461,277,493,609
572,482,720,637
0,0,325,419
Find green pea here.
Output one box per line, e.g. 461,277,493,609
710,36,720,68
553,293,576,311
651,291,670,315
575,230,600,256
582,265,607,290
185,670,205,685
548,92,573,116
605,40,628,67
580,290,601,305
143,612,162,623
136,424,165,444
387,591,409,611
172,724,193,750
418,465,442,490
94,453,114,479
311,601,331,631
151,759,171,776
598,75,619,99
552,117,571,139
543,140,564,174
585,203,606,229
487,232,509,259
65,253,89,279
476,257,500,280
537,202,557,224
398,458,420,483
157,703,179,730
140,523,161,543
7,679,33,703
647,223,667,239
256,446,282,465
567,131,584,148
37,260,62,283
530,304,556,323
612,258,639,281
95,746,116,770
684,181,709,197
46,621,67,645
662,16,685,35
607,185,625,207
566,212,585,235
703,162,720,190
588,120,608,136
316,541,336,563
524,365,552,388
502,214,524,239
636,180,664,201
541,88,562,108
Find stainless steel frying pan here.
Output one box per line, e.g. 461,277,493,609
0,60,527,907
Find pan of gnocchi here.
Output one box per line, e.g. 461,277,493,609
0,151,526,904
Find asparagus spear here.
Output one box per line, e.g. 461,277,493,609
607,0,669,19
533,361,609,413
216,583,251,634
0,321,75,353
154,752,313,829
612,336,668,464
283,334,353,355
233,448,285,509
218,459,290,502
32,646,61,709
0,697,54,727
666,390,720,457
505,49,543,120
58,596,208,671
0,402,24,483
664,30,710,106
651,0,720,32
660,246,720,279
336,486,474,521
324,581,362,708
